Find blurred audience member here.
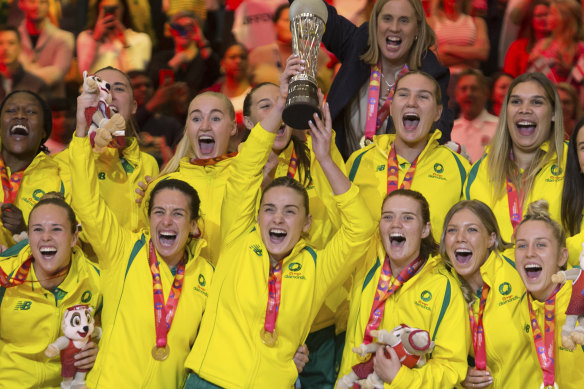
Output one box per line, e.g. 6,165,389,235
488,72,513,116
557,82,581,139
527,0,584,104
503,0,550,78
128,70,183,167
148,10,220,102
0,25,48,101
230,0,286,51
17,0,74,98
205,41,251,152
451,69,498,163
77,0,152,74
44,97,74,154
205,42,251,124
248,3,333,93
429,0,489,109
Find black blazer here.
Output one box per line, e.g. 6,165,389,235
290,0,453,159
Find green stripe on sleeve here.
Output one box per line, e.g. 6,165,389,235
362,256,381,291
465,158,483,199
432,278,451,341
348,148,373,182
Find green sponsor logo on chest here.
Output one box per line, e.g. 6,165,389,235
14,300,32,310
250,244,262,256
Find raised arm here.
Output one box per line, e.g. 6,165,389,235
221,56,304,246
68,90,134,269
311,100,375,299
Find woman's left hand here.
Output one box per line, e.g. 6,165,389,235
74,341,99,370
307,92,332,163
373,345,402,384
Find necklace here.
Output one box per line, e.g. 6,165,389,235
381,73,395,90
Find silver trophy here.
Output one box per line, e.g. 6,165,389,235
282,0,328,129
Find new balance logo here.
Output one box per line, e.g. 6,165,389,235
14,301,32,310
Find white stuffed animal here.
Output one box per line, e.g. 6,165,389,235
45,305,102,389
337,324,434,389
82,71,125,153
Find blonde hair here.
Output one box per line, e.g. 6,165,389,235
439,200,512,303
160,92,235,176
486,73,564,202
361,0,436,69
517,200,566,248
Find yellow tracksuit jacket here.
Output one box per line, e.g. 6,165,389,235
0,244,101,389
0,152,68,247
456,250,538,388
273,136,347,333
464,142,567,242
518,281,584,388
346,130,470,241
56,137,159,234
68,136,214,389
139,156,234,264
185,124,375,388
338,239,469,388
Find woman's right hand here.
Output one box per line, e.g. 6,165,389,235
279,55,305,101
462,366,493,388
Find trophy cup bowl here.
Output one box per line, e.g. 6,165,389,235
282,0,328,130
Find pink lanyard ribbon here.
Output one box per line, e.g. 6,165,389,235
0,256,32,287
149,240,185,349
287,149,298,179
469,283,489,370
264,263,283,333
527,286,560,387
387,145,418,193
363,255,424,344
364,63,409,142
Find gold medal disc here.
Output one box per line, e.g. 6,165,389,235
152,345,170,361
540,383,559,389
260,328,278,347
359,136,372,149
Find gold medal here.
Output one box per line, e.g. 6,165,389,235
359,136,372,149
260,328,278,347
540,383,559,389
152,345,170,361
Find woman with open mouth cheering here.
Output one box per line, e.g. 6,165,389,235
440,200,536,388
138,91,238,264
346,71,469,245
297,0,453,159
183,56,375,389
0,192,101,387
337,189,468,388
0,90,67,247
67,76,214,388
464,72,567,242
514,200,584,388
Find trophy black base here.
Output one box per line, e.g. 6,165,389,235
282,79,321,130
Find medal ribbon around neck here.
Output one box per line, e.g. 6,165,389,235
387,145,418,193
507,150,526,231
468,282,490,370
0,157,24,204
190,152,238,166
364,63,409,142
0,256,32,287
149,240,186,351
264,263,283,334
287,148,298,179
362,255,424,344
527,285,561,387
